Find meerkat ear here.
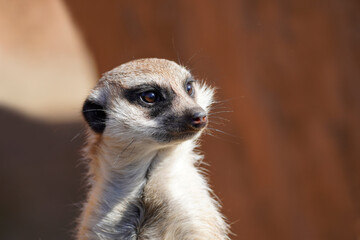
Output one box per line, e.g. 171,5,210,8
82,97,107,134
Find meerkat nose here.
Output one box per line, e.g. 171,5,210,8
189,108,208,129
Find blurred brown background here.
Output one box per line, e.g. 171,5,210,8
0,0,359,239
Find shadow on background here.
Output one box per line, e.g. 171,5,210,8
0,107,86,240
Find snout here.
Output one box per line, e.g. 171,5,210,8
188,107,208,130
154,107,208,142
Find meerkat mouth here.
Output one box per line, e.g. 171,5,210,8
170,129,202,139
152,131,200,143
152,122,207,143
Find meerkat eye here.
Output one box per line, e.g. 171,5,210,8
140,91,158,103
186,82,194,96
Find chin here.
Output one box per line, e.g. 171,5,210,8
152,130,202,144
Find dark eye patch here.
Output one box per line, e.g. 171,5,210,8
122,84,175,117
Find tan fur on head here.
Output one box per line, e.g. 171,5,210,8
77,58,229,240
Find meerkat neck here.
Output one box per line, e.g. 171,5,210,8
77,140,193,239
78,139,228,240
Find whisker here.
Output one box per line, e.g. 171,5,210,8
208,110,234,116
208,116,230,122
208,121,230,127
71,133,81,142
172,37,182,66
212,102,229,106
186,50,201,65
70,127,88,143
210,106,229,110
121,139,135,155
204,129,239,145
207,127,238,138
213,96,244,104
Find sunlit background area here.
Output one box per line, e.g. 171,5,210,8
0,1,359,239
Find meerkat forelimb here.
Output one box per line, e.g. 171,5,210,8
77,58,229,240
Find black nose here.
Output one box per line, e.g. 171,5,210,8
189,108,207,129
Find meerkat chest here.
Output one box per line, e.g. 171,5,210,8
136,158,214,240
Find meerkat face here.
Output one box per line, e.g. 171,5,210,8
82,58,214,145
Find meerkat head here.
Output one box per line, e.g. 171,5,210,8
82,58,214,146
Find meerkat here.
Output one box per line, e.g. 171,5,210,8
77,58,229,240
